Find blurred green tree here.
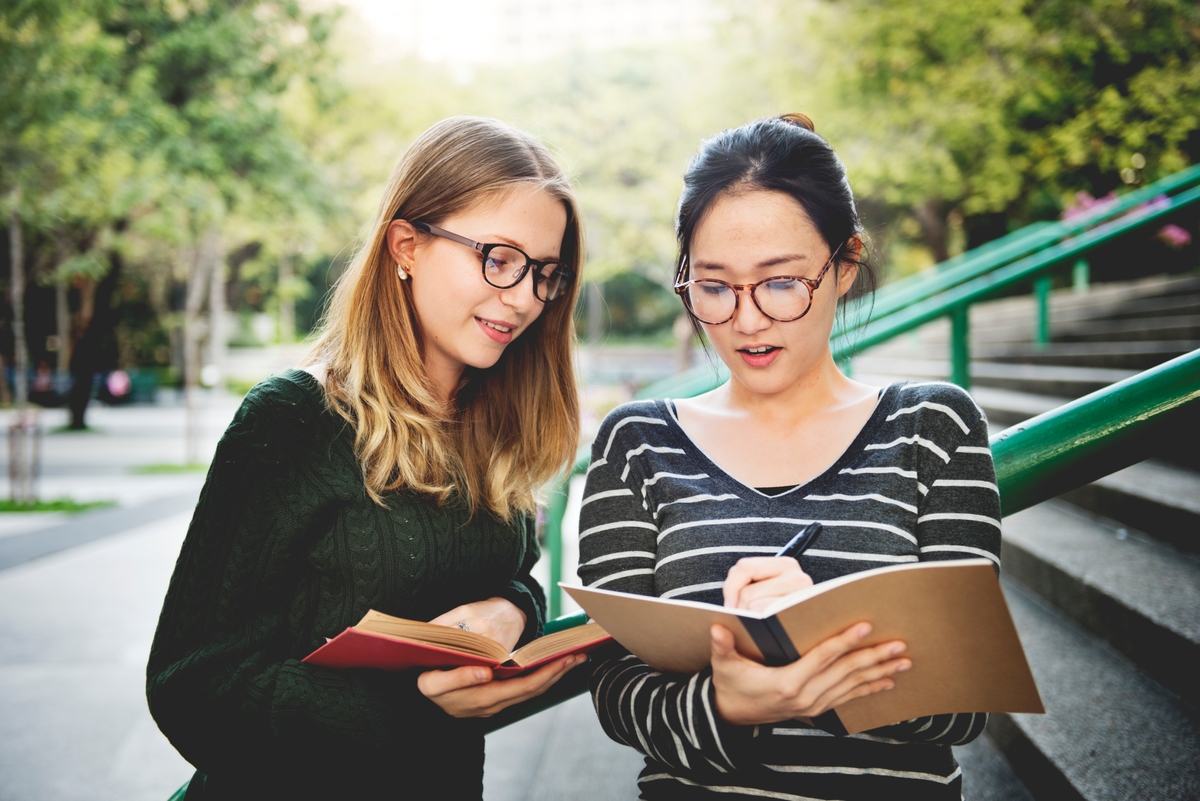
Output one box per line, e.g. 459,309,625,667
751,0,1199,272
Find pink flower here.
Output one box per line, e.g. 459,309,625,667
1157,224,1192,248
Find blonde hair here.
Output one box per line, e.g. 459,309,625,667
305,116,583,520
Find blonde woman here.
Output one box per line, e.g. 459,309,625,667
148,117,585,800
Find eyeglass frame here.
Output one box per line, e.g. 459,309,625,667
402,219,573,302
672,242,844,325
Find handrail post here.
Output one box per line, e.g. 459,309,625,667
949,305,971,390
543,476,570,620
1073,258,1090,294
1034,275,1052,351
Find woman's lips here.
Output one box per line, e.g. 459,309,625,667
476,316,516,344
737,345,781,367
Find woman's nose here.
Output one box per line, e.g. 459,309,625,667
497,270,540,313
731,288,771,334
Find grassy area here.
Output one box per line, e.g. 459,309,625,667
131,463,209,474
226,378,259,397
0,498,116,513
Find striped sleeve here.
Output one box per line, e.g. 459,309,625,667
580,406,753,775
916,417,1002,571
862,385,999,745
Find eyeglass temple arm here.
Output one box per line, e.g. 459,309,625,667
411,220,484,253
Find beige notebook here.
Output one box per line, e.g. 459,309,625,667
563,559,1043,734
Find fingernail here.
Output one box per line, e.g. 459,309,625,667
884,681,895,690
856,623,872,638
475,668,489,682
889,643,906,656
896,660,912,672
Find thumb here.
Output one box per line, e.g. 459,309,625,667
710,624,737,661
419,665,493,697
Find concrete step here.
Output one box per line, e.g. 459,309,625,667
957,731,1036,801
977,341,1199,370
1056,314,1200,343
855,357,1134,399
1060,460,1200,554
991,580,1200,801
1001,500,1200,707
968,293,1200,332
969,386,1069,428
970,362,1136,398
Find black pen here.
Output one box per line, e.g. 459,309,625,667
776,522,823,561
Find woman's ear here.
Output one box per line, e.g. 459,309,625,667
387,220,421,278
836,236,863,298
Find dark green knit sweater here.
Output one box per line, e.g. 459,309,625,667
146,370,545,800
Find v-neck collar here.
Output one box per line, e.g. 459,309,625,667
661,384,897,499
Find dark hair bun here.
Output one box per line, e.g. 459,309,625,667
778,112,816,132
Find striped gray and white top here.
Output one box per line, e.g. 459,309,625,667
578,381,1001,801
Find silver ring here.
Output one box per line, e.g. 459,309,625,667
456,621,470,631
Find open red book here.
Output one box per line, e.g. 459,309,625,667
303,609,612,678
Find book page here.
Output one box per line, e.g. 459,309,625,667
562,585,761,673
510,622,611,666
355,610,511,662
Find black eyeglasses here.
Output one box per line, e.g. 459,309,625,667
673,243,843,325
409,220,573,303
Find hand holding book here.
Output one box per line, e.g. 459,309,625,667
710,619,909,727
713,523,911,724
563,559,1043,735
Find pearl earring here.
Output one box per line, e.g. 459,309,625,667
396,261,408,280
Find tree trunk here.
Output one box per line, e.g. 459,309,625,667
279,251,295,343
52,233,71,380
67,231,125,430
183,227,218,464
587,281,604,343
915,199,951,265
8,186,36,504
208,237,226,378
9,189,28,412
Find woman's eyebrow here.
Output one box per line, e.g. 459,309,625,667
483,234,560,262
693,253,809,270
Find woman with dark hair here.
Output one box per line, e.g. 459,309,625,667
578,113,1000,800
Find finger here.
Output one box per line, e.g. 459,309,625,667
417,665,493,698
724,558,798,607
470,655,585,715
428,605,474,628
809,657,911,716
799,622,874,675
710,624,759,671
738,575,814,612
793,641,905,713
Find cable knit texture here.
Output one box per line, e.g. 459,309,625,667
146,369,545,801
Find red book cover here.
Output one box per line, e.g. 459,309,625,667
302,625,611,678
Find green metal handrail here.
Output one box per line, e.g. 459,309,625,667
992,348,1200,515
854,162,1200,325
491,346,1200,733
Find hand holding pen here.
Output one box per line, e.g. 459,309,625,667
722,523,824,612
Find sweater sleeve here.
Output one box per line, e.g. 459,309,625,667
579,410,755,776
496,514,546,647
854,386,1000,746
146,382,469,775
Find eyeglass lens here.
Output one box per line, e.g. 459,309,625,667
683,278,814,323
483,245,568,302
